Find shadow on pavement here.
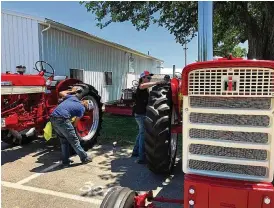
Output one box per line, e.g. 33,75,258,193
2,139,185,207
83,145,185,207
1,138,61,172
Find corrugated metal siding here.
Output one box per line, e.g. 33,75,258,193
1,11,40,74
39,25,161,102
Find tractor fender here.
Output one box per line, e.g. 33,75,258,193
170,77,179,105
170,78,182,119
55,78,83,96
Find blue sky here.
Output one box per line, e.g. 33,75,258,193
1,1,247,69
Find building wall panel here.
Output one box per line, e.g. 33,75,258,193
1,11,40,74
39,25,161,102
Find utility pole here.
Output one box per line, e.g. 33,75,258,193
183,41,188,66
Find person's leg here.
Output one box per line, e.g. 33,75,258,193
59,134,71,165
132,115,141,157
57,119,91,163
50,118,70,165
137,115,146,162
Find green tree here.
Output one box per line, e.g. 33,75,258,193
215,46,247,58
80,1,274,60
232,47,247,58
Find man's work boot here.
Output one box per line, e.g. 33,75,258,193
82,156,93,164
62,159,74,168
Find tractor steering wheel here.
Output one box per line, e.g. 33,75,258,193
132,80,139,87
35,61,55,77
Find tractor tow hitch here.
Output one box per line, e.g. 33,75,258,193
134,190,184,208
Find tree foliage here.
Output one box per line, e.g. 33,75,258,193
80,1,274,60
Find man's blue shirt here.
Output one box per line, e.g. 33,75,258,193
51,95,85,119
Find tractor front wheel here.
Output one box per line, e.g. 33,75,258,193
100,186,135,208
144,84,178,174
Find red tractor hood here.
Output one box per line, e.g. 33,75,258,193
1,73,46,86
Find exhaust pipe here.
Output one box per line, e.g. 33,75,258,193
198,1,213,62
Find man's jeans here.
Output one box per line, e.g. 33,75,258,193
50,117,88,164
133,114,145,161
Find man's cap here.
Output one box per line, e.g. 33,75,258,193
140,70,154,78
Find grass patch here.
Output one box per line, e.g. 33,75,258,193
98,113,183,156
98,113,138,147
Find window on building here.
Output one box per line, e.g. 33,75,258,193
104,71,112,85
70,69,84,81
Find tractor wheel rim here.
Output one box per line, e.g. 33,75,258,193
81,96,99,141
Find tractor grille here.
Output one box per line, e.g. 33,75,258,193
188,160,267,177
189,129,268,144
188,67,274,96
189,144,267,160
190,97,271,109
189,113,270,127
183,67,274,182
122,89,134,100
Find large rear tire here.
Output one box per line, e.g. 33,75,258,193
47,83,103,151
73,83,103,150
100,186,135,208
144,84,178,174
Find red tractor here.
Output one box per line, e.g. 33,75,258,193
104,80,139,116
100,57,274,208
1,61,103,149
104,75,168,116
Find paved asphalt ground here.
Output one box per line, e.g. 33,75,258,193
1,140,184,208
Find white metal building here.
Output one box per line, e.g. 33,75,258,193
1,10,163,102
160,68,183,77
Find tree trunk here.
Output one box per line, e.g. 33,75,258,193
247,5,274,60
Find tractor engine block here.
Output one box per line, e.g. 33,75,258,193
1,93,46,132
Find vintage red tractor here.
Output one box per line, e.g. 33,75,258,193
1,61,103,149
104,75,168,116
100,57,274,208
104,79,139,116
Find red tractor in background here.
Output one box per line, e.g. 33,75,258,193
104,80,139,116
100,57,274,208
1,61,103,149
104,75,168,116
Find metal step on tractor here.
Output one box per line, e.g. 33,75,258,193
1,61,103,150
100,55,274,208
